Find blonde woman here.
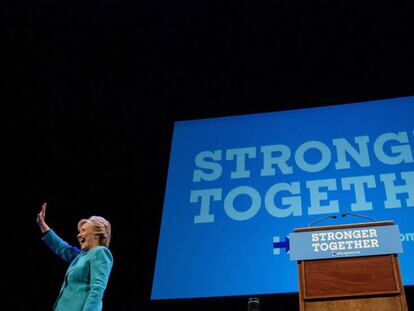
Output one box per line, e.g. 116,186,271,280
37,202,113,311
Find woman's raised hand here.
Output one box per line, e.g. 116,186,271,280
37,202,50,233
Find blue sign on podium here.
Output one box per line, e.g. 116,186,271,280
289,223,404,261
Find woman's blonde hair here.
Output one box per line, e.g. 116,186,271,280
78,216,112,247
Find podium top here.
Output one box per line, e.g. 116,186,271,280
294,220,394,233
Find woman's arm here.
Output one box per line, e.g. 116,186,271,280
82,247,113,311
42,229,82,263
37,202,81,263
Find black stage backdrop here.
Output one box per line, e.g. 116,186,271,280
4,1,414,310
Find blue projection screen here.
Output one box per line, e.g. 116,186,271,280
152,96,414,300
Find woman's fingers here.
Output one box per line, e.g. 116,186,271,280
39,202,47,219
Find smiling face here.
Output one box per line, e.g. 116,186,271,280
77,221,100,250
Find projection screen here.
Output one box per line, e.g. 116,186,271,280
152,96,414,300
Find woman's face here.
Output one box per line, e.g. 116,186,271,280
77,222,99,250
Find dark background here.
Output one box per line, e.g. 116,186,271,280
4,1,414,310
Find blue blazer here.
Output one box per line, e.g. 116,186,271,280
43,230,113,311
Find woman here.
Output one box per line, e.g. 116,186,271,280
37,202,113,311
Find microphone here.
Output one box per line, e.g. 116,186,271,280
308,215,337,227
341,212,377,222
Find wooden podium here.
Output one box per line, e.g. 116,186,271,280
292,221,408,311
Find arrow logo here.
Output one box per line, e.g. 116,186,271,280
273,236,290,255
